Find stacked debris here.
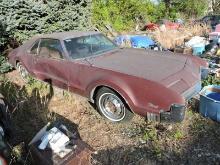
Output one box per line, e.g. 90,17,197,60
0,94,12,164
29,122,93,165
113,35,160,50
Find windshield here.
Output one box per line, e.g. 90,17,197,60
64,34,118,59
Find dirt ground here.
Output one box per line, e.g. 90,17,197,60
1,70,220,165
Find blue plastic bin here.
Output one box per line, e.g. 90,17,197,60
199,85,220,122
130,36,155,48
192,44,205,56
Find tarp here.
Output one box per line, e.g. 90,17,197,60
130,36,155,48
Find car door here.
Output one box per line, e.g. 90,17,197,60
22,39,40,74
63,36,92,95
32,38,70,89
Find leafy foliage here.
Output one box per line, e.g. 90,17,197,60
0,0,92,45
93,0,209,32
173,0,208,18
211,0,220,14
202,75,220,87
0,55,13,73
92,0,164,32
0,0,92,73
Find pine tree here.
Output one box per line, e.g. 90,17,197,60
0,0,92,44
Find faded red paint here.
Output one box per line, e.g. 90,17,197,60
8,31,207,117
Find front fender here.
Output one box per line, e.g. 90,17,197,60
87,73,185,117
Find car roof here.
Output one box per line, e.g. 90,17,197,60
32,31,101,40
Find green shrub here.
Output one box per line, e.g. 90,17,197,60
202,75,220,87
92,0,163,32
92,0,208,32
0,55,13,73
0,0,92,45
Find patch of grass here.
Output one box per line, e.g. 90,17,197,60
190,114,209,135
186,110,194,117
26,79,49,94
172,129,184,140
142,126,163,158
153,145,162,159
63,90,73,102
143,127,157,141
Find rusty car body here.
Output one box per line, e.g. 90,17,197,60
8,31,208,122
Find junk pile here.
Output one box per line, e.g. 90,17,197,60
113,21,209,51
113,20,220,123
0,94,12,165
29,122,93,165
114,35,162,50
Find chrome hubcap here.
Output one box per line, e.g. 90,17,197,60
18,64,29,82
99,93,125,121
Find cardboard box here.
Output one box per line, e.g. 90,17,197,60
29,123,93,165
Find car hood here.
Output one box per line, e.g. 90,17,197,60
88,48,189,82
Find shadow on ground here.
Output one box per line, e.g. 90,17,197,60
92,111,220,165
1,78,220,165
0,79,82,164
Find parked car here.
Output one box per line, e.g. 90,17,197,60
8,31,208,122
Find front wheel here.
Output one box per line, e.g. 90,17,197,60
16,62,31,83
95,87,133,122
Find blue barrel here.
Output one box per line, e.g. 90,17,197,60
200,85,220,122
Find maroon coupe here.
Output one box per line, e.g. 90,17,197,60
8,31,208,122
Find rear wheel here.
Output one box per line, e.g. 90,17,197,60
95,87,133,122
16,62,30,83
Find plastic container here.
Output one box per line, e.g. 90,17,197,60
201,67,209,79
192,44,205,56
200,85,220,122
114,35,131,46
130,36,155,48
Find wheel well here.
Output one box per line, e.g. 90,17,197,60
91,85,133,113
15,60,20,67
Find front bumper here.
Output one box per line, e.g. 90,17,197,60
146,105,186,123
160,105,185,123
182,81,201,101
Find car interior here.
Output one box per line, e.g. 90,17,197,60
38,39,63,59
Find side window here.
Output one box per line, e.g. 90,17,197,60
39,39,64,59
30,40,40,54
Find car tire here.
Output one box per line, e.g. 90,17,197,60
95,87,133,122
16,62,30,83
